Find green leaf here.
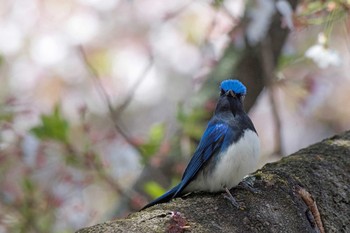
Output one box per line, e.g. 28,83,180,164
22,178,35,193
65,153,81,166
212,0,224,8
30,105,69,142
139,123,165,163
149,123,164,142
0,112,13,122
143,181,166,199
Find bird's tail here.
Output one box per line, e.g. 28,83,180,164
141,184,181,210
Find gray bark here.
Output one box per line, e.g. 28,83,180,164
77,131,350,233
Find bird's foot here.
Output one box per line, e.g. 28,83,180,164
223,187,245,209
239,179,261,194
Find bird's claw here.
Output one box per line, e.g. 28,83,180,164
223,194,240,208
223,187,245,209
239,179,261,194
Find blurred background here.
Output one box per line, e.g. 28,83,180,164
0,0,350,232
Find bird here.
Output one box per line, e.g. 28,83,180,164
141,79,260,210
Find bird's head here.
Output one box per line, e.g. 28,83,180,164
220,79,246,98
215,79,247,116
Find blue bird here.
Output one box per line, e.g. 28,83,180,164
142,79,260,209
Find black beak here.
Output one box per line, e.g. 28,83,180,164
225,90,236,97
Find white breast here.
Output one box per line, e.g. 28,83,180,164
185,130,260,192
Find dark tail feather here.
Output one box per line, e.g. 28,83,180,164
141,184,181,210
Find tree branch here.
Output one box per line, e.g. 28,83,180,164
76,130,350,233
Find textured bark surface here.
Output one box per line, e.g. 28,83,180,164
77,131,350,233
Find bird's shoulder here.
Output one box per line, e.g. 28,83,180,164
210,113,256,143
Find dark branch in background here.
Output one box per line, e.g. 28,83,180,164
233,0,299,157
206,0,300,113
78,46,153,155
203,0,299,157
234,1,297,111
261,36,284,156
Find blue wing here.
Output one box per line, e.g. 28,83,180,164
173,122,229,196
141,121,229,210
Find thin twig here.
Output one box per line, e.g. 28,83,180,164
296,186,325,233
114,55,154,117
64,142,128,196
88,150,126,195
89,150,147,210
78,46,150,155
261,36,284,157
78,46,114,115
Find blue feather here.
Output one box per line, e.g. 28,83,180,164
220,80,246,95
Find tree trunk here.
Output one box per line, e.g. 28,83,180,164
77,131,350,233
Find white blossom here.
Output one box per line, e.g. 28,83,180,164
65,11,100,45
30,33,69,66
305,33,341,69
0,21,24,55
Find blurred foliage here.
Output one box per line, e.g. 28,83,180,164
177,104,210,140
143,181,166,199
30,106,69,143
22,177,35,193
300,0,349,26
0,109,13,122
212,0,225,8
139,123,165,163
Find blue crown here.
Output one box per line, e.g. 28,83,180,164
220,79,247,95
